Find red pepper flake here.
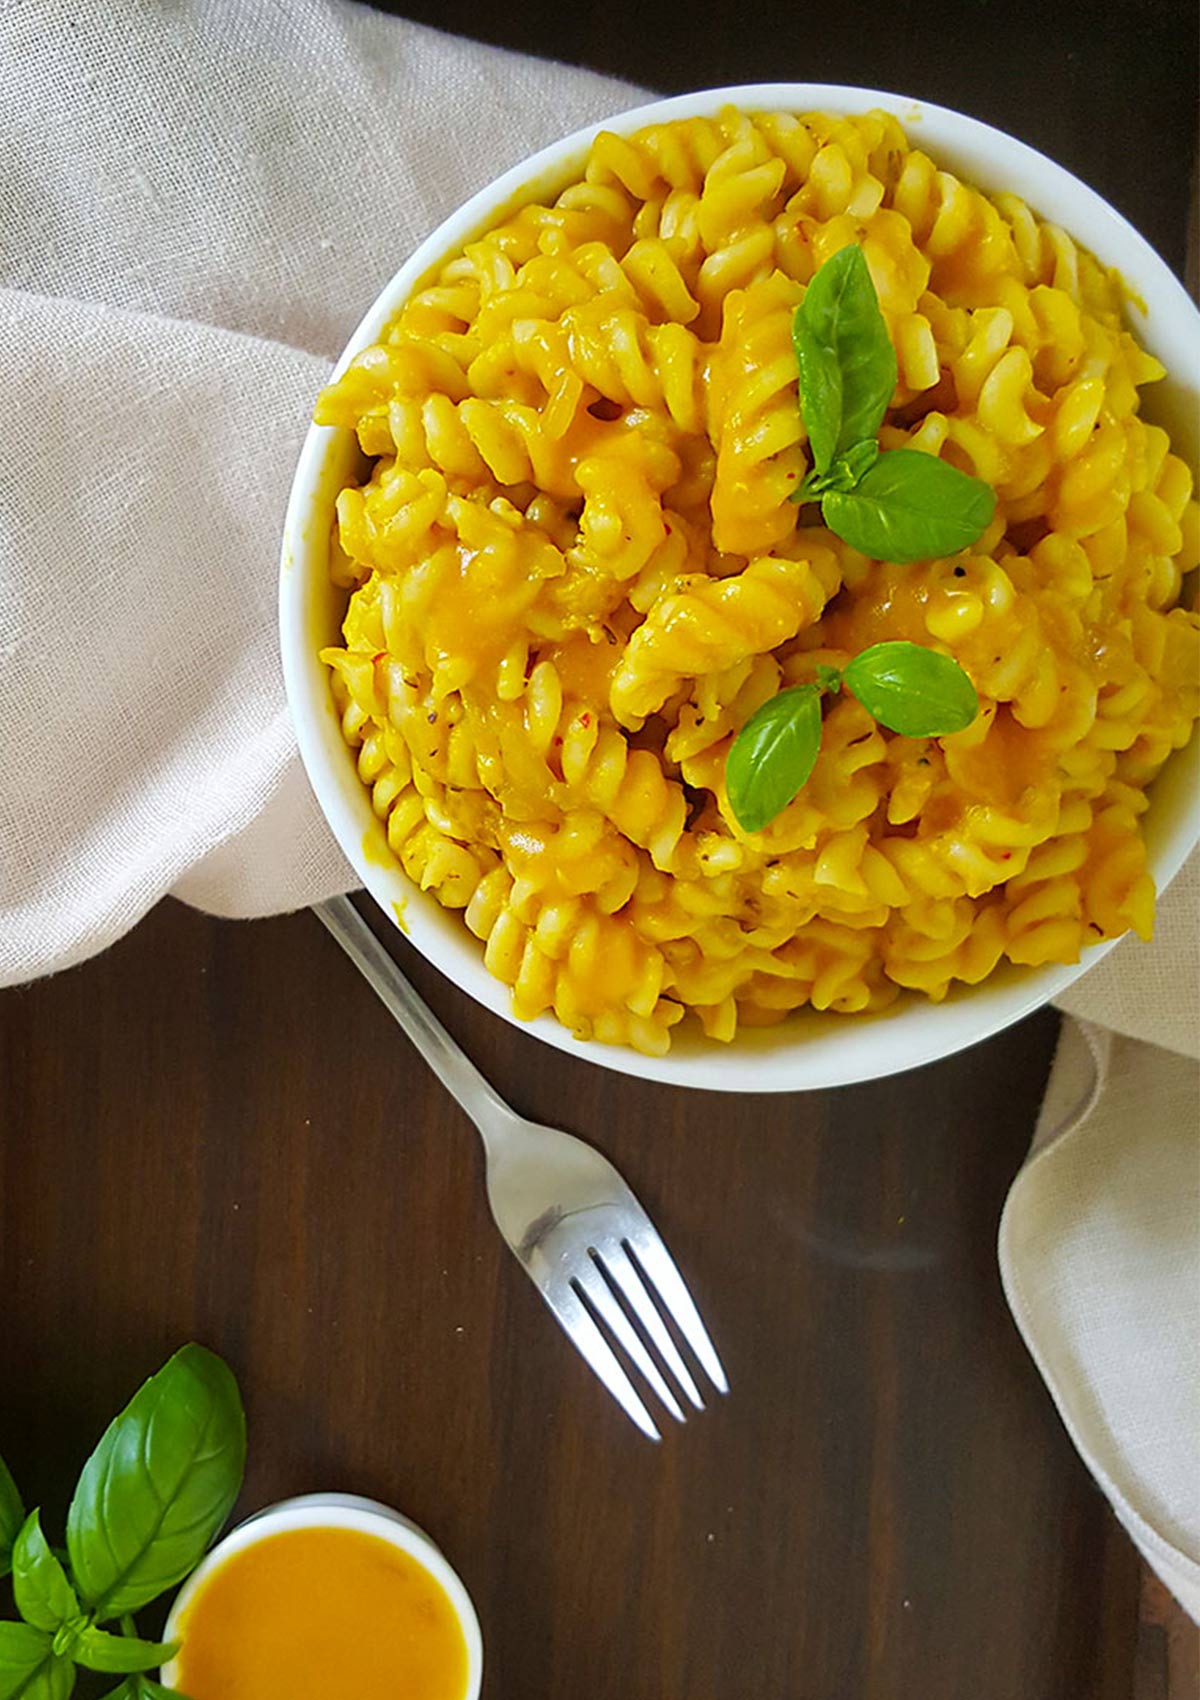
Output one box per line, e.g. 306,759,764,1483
372,651,387,663
580,712,592,726
553,734,563,746
1000,851,1012,860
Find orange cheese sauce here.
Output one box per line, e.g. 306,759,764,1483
173,1527,469,1700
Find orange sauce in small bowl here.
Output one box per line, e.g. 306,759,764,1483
171,1525,469,1700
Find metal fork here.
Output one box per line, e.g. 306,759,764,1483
313,894,728,1439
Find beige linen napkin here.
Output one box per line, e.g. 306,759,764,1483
0,0,638,977
2,0,1196,1617
1001,878,1200,1618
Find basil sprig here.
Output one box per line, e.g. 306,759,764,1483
793,245,996,562
725,640,978,833
0,1344,245,1699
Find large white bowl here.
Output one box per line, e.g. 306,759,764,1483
280,83,1199,1093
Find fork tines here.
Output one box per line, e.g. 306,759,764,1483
546,1228,728,1441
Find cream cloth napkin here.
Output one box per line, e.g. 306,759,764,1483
1002,883,1200,1618
2,0,1197,1618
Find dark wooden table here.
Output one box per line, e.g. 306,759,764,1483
2,2,1197,1696
0,897,1191,1699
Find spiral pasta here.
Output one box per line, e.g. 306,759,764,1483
317,107,1199,1054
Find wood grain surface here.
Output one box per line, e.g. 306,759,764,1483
2,0,1197,1694
0,898,1152,1697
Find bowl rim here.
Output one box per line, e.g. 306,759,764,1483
160,1491,483,1694
280,80,1200,1093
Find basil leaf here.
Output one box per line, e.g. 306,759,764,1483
0,1456,24,1580
73,1631,177,1677
843,641,979,737
821,449,995,564
67,1345,245,1620
793,244,897,473
0,1624,51,1699
0,1624,74,1700
12,1515,79,1632
98,1680,183,1700
37,1662,74,1700
726,684,823,833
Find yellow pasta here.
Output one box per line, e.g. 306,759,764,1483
316,108,1199,1054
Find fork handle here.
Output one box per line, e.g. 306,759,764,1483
312,894,518,1143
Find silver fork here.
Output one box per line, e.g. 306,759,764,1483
313,894,728,1439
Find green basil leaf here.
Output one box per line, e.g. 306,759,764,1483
0,1624,51,1699
99,1679,185,1700
726,684,823,833
12,1515,79,1632
0,1456,24,1580
843,641,979,737
0,1623,74,1700
67,1345,245,1620
821,448,996,563
73,1630,178,1677
793,244,897,473
38,1662,74,1700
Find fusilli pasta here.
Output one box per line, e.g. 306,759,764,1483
316,108,1199,1054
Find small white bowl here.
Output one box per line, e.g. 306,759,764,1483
280,83,1200,1092
160,1492,482,1697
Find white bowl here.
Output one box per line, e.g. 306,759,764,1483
280,82,1200,1093
160,1492,482,1696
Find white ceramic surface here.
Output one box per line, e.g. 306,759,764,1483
160,1492,483,1696
280,83,1200,1092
